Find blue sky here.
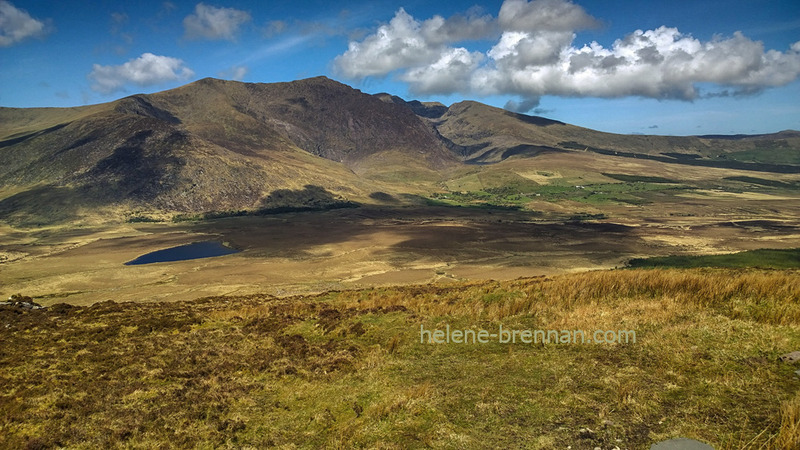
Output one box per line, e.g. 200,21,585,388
1,0,799,135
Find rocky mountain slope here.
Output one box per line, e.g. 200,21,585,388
0,77,457,224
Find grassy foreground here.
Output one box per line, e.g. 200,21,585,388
2,269,800,449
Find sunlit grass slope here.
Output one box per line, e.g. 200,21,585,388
2,268,799,448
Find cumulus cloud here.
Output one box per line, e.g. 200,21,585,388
400,47,484,95
498,0,598,32
334,7,495,79
482,27,800,101
334,0,800,110
183,3,250,41
0,0,48,47
334,9,443,78
489,30,575,67
419,7,496,44
89,53,195,94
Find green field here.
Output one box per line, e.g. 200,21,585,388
718,148,800,166
430,181,688,208
628,248,800,269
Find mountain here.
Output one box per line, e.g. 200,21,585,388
1,76,799,226
375,92,800,169
428,100,800,167
0,77,457,225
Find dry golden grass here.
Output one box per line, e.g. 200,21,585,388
334,269,800,325
773,392,800,449
1,268,799,448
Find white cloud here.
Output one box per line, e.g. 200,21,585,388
481,26,800,101
497,0,598,32
334,8,442,78
89,53,195,94
400,47,484,95
419,7,496,45
0,0,48,47
334,0,800,110
183,3,250,41
489,30,575,67
334,7,496,79
218,65,248,81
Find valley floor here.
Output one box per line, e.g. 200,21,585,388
2,205,800,306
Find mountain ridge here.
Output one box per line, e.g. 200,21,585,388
1,76,799,226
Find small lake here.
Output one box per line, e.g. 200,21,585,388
124,241,240,265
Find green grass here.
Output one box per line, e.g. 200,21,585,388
2,269,800,448
628,248,800,269
718,148,800,166
559,141,800,174
430,181,688,208
126,215,162,223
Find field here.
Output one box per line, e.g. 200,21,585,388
2,269,800,448
2,200,800,306
2,131,800,448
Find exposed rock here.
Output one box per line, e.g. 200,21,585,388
1,294,44,310
779,351,800,363
650,437,714,449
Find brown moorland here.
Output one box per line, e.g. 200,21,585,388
1,269,799,448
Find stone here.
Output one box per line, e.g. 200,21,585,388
650,437,714,450
779,351,800,363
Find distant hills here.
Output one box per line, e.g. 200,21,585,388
1,76,799,225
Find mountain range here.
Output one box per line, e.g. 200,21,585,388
1,76,799,226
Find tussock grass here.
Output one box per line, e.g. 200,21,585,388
335,269,800,325
774,392,800,449
1,268,799,448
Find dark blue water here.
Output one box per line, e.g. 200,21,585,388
124,241,239,265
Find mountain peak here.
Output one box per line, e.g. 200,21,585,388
192,76,236,86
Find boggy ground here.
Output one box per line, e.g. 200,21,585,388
1,269,799,448
2,205,800,306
